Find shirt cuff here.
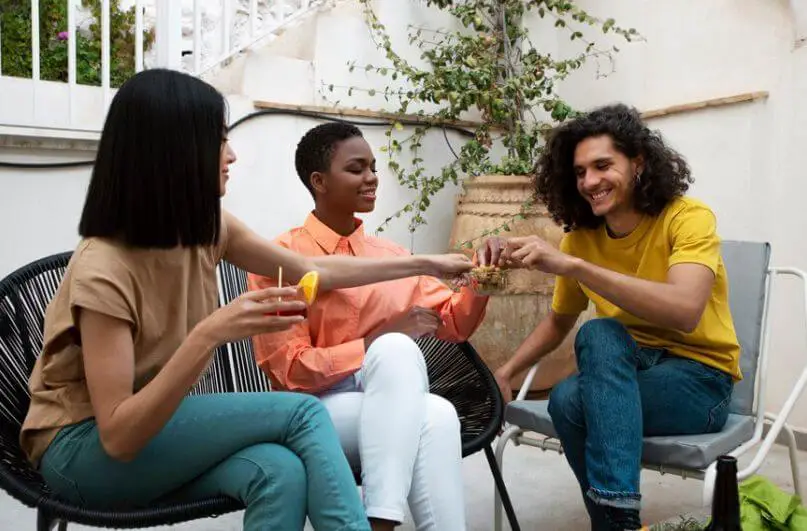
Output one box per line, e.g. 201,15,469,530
328,338,366,375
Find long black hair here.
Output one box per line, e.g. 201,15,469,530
79,68,226,247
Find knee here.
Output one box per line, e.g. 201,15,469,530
425,394,461,436
548,376,581,426
285,392,332,426
574,318,632,366
236,444,307,503
364,333,427,380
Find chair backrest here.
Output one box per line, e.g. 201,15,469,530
0,251,238,430
415,335,502,455
0,253,72,430
215,260,271,392
721,240,771,416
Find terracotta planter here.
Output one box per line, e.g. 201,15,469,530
448,175,592,395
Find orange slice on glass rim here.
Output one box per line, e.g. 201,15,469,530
297,271,319,305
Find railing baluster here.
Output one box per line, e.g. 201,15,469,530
101,0,111,109
196,0,318,77
155,0,182,69
67,0,76,125
135,0,144,72
31,0,40,82
0,22,3,75
194,0,202,74
30,0,40,124
250,0,258,39
222,0,231,56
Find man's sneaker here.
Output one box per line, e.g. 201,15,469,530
603,506,642,530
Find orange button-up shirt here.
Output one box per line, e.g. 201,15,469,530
247,213,489,394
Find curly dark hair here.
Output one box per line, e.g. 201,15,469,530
535,103,693,232
295,122,363,196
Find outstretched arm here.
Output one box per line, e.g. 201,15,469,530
501,204,720,333
223,211,472,290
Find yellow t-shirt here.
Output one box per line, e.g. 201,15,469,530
551,196,741,380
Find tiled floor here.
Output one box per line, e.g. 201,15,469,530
1,441,803,530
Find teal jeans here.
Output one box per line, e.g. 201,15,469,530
39,392,370,531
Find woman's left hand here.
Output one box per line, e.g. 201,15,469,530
503,236,574,275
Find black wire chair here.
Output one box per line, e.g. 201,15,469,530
0,252,242,530
0,253,520,530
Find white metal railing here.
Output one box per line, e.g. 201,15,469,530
0,0,326,134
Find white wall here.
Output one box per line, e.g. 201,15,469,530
0,147,91,276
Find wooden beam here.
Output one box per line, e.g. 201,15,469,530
252,100,486,130
253,91,769,129
640,91,768,120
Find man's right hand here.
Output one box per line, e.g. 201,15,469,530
365,306,442,348
494,367,514,404
477,236,509,267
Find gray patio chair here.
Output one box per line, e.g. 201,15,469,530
492,240,806,530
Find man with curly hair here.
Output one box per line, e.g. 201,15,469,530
478,104,740,531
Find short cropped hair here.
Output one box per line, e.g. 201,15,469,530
78,68,225,248
295,122,363,195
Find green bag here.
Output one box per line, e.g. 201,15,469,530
738,476,807,530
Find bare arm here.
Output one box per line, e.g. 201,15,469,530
498,310,579,382
223,211,472,290
567,260,714,333
504,204,720,334
81,310,217,462
81,287,304,462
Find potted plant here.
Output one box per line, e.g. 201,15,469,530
327,0,638,393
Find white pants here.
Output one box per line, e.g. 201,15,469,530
318,333,467,530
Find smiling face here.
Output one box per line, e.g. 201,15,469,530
311,136,378,214
573,134,643,222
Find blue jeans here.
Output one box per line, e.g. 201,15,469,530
39,392,370,531
547,319,733,529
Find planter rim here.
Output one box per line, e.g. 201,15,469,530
464,174,534,187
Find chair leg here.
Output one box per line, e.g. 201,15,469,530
485,445,521,531
493,426,522,531
781,423,803,499
36,509,63,531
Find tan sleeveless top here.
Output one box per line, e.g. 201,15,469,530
20,223,228,466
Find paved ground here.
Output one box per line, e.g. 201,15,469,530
1,440,803,530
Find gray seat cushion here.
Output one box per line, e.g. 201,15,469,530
505,400,755,470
